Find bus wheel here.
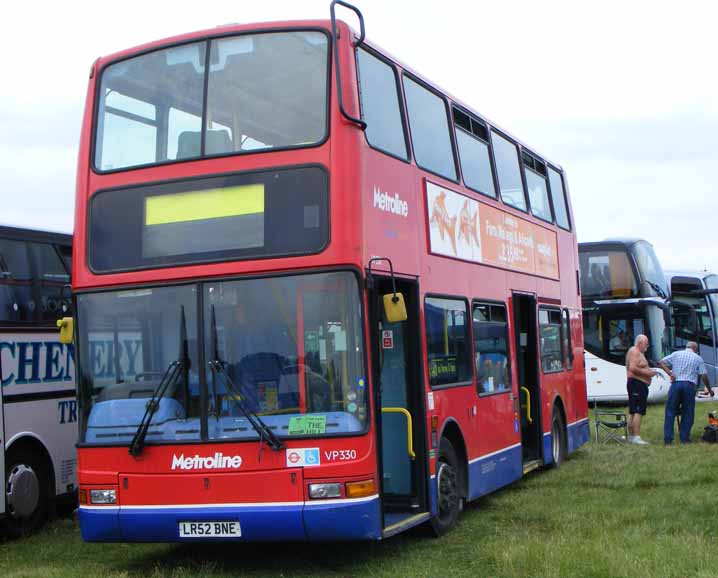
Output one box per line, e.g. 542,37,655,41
2,449,49,537
550,409,567,468
430,438,460,536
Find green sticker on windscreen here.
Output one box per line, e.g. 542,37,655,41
288,415,327,435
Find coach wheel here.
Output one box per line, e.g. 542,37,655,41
3,449,49,537
430,437,461,536
550,409,567,468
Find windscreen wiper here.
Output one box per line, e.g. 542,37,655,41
128,358,183,456
208,305,284,451
129,306,190,457
645,280,668,299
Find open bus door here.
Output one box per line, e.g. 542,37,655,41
367,268,429,537
512,293,543,472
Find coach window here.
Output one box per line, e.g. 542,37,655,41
403,76,457,181
356,49,408,159
0,239,34,323
30,243,70,323
453,108,496,198
539,308,563,373
491,131,526,211
425,297,471,386
473,303,511,395
548,167,571,230
562,308,574,370
522,152,552,222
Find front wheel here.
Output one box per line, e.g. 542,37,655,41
2,449,50,538
550,409,567,468
430,438,461,536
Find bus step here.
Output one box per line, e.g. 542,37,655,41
522,459,542,475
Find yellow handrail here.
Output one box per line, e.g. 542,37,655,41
520,387,533,424
381,407,416,460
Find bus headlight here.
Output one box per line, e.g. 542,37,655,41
308,483,342,499
89,489,117,505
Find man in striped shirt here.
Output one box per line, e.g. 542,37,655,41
659,342,714,444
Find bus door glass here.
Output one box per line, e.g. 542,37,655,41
371,277,425,514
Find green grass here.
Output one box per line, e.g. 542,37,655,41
2,401,717,578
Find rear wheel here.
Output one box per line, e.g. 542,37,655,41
2,449,50,537
430,438,461,536
550,409,567,468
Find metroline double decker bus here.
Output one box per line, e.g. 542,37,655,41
70,2,588,542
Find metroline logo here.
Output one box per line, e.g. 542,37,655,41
171,452,243,470
373,186,409,218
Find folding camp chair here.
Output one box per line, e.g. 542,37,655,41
594,408,628,444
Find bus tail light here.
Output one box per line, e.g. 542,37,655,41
78,488,88,505
308,483,342,499
89,489,117,505
345,479,375,498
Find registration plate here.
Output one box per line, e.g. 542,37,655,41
178,521,241,538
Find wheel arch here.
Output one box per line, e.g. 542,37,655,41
438,418,468,500
5,433,56,497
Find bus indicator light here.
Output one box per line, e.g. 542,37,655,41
345,479,376,498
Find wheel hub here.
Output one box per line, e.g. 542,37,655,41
436,461,458,517
6,464,40,519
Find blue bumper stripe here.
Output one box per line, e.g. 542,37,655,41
80,497,381,542
567,418,590,453
467,444,523,501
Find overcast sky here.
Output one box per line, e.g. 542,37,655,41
1,0,716,272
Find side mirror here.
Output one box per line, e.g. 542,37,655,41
57,317,74,344
383,292,407,323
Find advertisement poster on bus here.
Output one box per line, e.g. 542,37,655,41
426,181,559,279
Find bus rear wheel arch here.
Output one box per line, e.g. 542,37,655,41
430,437,462,536
2,440,53,538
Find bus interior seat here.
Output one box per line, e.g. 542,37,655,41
236,353,299,411
177,130,233,159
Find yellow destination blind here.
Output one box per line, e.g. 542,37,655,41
145,184,265,226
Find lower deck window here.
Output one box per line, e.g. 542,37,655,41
425,297,471,386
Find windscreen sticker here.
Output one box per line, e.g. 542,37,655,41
288,415,327,436
286,447,321,467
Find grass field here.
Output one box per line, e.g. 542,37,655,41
2,401,717,578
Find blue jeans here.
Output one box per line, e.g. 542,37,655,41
664,380,697,443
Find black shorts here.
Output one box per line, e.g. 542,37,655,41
627,378,649,415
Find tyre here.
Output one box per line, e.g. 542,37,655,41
2,448,50,537
430,437,461,536
550,409,567,468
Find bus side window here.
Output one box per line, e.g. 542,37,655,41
473,303,511,395
0,239,34,323
30,242,70,323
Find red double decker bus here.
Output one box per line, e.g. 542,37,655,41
69,2,588,542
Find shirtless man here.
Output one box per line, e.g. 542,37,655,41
625,334,658,444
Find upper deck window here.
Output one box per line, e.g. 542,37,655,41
403,76,456,181
548,167,570,230
631,241,668,298
522,152,552,222
579,249,637,298
94,31,329,172
491,131,526,211
356,49,407,159
453,108,496,198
